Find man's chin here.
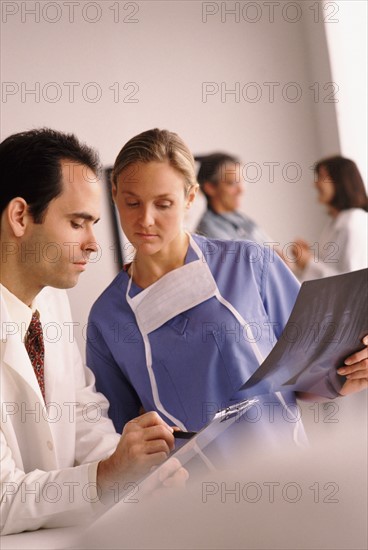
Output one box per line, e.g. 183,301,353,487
52,275,82,290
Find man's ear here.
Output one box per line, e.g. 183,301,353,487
202,181,217,198
111,184,117,202
7,198,31,237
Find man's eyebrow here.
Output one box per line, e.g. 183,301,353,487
68,212,100,223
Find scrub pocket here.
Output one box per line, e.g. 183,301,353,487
210,311,259,393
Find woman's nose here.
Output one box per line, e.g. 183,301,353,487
139,206,154,227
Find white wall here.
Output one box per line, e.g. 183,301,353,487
324,0,367,180
1,0,347,358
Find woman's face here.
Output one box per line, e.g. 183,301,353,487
315,165,335,205
113,161,196,257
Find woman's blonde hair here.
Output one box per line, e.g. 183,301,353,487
112,128,197,195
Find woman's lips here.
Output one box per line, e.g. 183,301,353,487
135,233,158,239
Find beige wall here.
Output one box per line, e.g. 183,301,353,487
1,0,343,357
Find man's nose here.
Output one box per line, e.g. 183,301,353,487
83,227,99,256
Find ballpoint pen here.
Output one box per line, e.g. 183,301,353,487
173,430,197,439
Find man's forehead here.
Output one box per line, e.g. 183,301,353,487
49,161,101,218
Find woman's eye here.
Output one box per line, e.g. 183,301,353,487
156,202,171,209
126,202,139,208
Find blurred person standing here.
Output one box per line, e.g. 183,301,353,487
292,156,368,281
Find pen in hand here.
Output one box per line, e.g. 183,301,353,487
173,430,197,440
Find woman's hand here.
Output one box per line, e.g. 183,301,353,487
337,336,368,396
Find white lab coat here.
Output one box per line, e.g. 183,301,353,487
0,287,120,535
301,208,368,281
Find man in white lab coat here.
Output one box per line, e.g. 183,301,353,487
0,129,181,535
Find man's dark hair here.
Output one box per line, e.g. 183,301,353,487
315,156,368,213
195,152,239,203
196,153,238,184
0,128,101,222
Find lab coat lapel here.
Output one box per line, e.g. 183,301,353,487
1,299,44,402
1,298,58,471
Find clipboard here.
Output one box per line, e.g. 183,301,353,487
136,398,259,495
90,397,259,527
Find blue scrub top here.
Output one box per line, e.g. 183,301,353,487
87,235,303,447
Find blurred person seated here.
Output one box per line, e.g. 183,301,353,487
291,156,368,281
195,153,272,245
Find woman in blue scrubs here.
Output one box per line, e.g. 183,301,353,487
87,129,368,450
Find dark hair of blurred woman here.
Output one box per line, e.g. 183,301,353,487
315,156,368,213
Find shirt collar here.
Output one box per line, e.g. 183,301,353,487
0,284,36,342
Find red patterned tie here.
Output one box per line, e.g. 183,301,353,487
25,310,45,400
